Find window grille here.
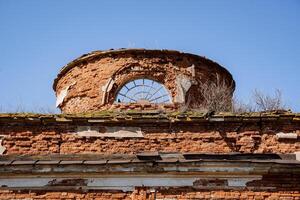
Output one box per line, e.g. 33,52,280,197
115,79,171,103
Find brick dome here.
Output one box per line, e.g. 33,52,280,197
53,48,235,113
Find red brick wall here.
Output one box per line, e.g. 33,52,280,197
1,118,299,199
2,125,299,155
0,189,299,200
0,190,131,200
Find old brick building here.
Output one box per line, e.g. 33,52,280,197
0,49,299,199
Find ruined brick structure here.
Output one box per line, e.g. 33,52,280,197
53,49,234,113
0,49,299,200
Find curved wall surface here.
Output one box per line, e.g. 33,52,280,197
53,49,235,113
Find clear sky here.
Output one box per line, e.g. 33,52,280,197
0,0,299,112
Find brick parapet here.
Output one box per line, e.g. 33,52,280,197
0,112,299,155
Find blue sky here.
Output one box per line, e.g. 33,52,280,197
0,0,299,112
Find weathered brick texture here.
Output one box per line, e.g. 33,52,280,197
54,49,234,113
1,125,299,155
0,189,299,200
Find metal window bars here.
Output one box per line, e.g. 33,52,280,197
115,79,171,104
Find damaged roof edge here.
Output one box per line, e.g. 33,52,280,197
52,48,235,91
0,111,299,126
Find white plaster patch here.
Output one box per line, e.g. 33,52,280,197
101,78,115,105
101,78,115,92
89,177,197,191
187,64,195,77
0,178,50,187
227,177,262,187
276,132,298,139
131,66,144,71
56,82,76,107
187,167,254,173
75,126,144,138
295,152,300,161
0,135,6,155
0,176,264,192
209,118,224,122
174,74,192,103
0,177,197,192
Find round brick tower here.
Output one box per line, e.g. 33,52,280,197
53,49,235,113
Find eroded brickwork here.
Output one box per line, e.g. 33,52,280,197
0,189,299,200
2,124,299,155
54,49,234,113
0,190,131,200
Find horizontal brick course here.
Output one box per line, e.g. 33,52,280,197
1,126,299,155
0,189,299,200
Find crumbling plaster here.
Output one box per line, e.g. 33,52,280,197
75,126,144,138
0,176,263,192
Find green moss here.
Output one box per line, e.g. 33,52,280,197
0,110,299,120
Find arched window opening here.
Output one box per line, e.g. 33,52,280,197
115,79,171,104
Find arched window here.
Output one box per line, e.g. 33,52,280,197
115,78,171,103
